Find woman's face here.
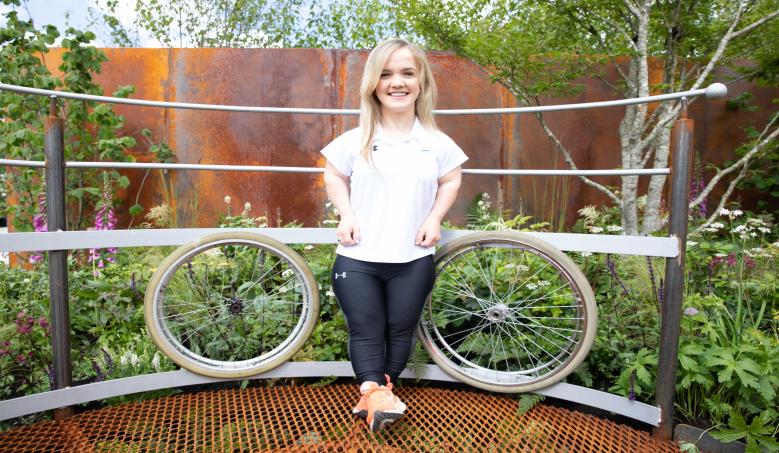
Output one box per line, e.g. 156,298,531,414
374,47,421,115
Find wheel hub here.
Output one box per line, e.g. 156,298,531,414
487,303,509,323
227,299,244,315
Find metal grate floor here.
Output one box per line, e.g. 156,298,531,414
0,384,679,452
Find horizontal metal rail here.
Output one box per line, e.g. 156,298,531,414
0,362,661,426
0,158,670,176
0,81,726,114
0,228,680,257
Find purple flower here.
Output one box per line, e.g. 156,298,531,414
88,175,118,269
16,354,26,364
683,307,699,316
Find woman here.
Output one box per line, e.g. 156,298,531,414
321,38,467,432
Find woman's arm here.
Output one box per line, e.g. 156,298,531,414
323,161,361,246
415,167,463,247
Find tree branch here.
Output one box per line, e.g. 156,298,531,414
622,0,641,18
690,161,750,237
731,8,779,39
689,4,745,90
690,119,779,209
532,110,622,206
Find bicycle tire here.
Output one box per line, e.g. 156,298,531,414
417,231,597,392
144,232,319,378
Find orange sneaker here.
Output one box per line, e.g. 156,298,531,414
360,375,406,432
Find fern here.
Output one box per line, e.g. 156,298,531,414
517,393,545,416
406,342,430,381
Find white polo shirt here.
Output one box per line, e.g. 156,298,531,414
321,118,468,263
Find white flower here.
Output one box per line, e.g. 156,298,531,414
714,253,727,258
119,353,128,367
607,225,623,232
129,353,139,367
151,353,161,371
719,208,731,216
279,286,288,294
323,219,339,225
589,226,604,233
758,227,771,234
732,210,743,217
304,245,314,250
224,195,231,204
258,222,267,228
516,264,530,272
325,202,332,208
750,232,758,237
326,289,335,297
526,283,538,290
581,251,592,257
772,241,779,248
686,241,697,247
538,280,551,287
281,269,294,278
243,202,252,212
732,225,747,233
747,218,766,225
702,227,718,233
710,222,724,229
748,247,766,256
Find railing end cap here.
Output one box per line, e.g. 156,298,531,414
705,83,727,99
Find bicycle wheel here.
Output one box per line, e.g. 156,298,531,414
145,232,319,378
417,231,596,392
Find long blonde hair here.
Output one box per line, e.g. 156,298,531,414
359,38,438,163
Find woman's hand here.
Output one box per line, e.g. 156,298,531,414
337,213,361,246
415,218,441,247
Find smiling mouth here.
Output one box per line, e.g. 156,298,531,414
389,92,409,97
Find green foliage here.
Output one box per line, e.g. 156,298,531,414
92,0,415,49
516,393,545,417
0,5,173,232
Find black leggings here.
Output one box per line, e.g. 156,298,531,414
331,254,435,386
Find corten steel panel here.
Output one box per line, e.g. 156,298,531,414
27,49,779,229
166,48,336,228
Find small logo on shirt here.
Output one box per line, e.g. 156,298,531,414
334,272,347,279
372,145,378,152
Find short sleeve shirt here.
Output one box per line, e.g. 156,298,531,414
321,118,468,263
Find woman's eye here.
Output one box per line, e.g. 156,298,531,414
380,73,390,78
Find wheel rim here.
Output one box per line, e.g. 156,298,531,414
421,239,590,388
151,238,314,373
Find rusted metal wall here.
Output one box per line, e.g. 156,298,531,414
40,48,778,229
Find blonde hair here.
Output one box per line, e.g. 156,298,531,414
358,38,437,163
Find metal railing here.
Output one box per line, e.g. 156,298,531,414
0,81,727,439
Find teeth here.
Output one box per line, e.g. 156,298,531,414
389,93,407,97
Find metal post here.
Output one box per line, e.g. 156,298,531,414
654,99,693,440
44,96,73,420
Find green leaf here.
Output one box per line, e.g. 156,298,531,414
517,393,545,416
117,175,131,188
128,204,144,217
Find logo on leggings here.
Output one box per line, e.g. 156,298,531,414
334,272,347,279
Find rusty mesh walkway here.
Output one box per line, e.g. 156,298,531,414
0,384,678,452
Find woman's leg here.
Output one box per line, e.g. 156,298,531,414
383,255,435,383
331,255,387,385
